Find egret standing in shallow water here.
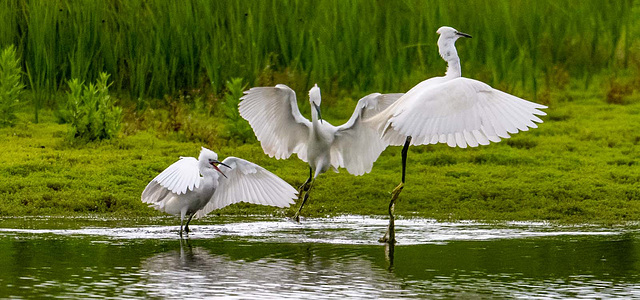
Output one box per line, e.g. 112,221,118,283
240,84,402,221
367,26,548,243
141,147,297,235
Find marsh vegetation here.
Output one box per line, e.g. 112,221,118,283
0,0,639,221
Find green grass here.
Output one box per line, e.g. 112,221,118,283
1,0,639,110
1,89,639,223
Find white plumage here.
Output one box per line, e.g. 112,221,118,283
370,77,547,148
239,84,402,220
141,147,296,234
368,26,548,244
238,84,311,161
368,32,546,148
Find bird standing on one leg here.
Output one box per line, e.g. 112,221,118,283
141,147,297,235
240,84,402,221
367,26,548,243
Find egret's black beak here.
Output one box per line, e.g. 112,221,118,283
217,161,231,169
313,103,323,123
456,31,472,38
211,160,230,178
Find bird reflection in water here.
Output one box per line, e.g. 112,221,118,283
385,242,395,272
139,239,403,298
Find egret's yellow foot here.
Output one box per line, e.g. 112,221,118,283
292,189,311,222
391,182,405,199
379,182,404,244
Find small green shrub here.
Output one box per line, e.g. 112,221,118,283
0,45,25,127
222,78,255,143
63,72,122,142
606,78,635,104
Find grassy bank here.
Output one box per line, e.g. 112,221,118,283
1,88,639,223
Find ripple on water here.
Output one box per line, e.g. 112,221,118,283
1,216,638,299
0,216,627,245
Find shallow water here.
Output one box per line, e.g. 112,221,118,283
0,216,639,299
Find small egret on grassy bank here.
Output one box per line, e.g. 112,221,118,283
367,26,548,243
141,147,297,235
240,84,402,221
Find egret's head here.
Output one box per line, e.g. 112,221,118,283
199,147,230,178
436,26,472,41
436,26,471,61
309,84,321,106
309,84,323,123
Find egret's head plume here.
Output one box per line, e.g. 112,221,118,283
199,147,229,177
199,147,218,161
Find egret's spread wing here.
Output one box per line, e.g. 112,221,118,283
141,157,200,207
196,157,297,217
239,85,311,161
331,93,403,175
385,77,547,148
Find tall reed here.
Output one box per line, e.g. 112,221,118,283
0,0,637,109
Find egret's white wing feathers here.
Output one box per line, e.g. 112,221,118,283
142,157,201,198
239,85,311,161
331,93,403,175
141,157,201,214
373,77,546,148
196,157,297,217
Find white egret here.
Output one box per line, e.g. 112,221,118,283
141,147,297,235
367,26,548,243
239,84,402,221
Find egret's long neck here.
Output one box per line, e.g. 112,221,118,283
199,162,221,184
438,38,462,78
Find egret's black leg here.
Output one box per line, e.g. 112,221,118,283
184,213,195,234
293,179,314,222
380,136,412,244
401,137,411,184
298,167,313,198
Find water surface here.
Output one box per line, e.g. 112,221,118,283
0,216,638,298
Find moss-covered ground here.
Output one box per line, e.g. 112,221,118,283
1,91,639,223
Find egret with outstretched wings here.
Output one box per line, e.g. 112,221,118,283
240,84,402,221
141,147,297,235
367,26,547,243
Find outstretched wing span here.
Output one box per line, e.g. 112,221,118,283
195,157,297,218
239,84,311,161
372,77,547,148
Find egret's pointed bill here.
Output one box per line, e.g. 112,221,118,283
211,160,230,178
456,31,472,38
313,103,323,123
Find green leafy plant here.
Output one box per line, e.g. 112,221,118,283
64,72,122,142
0,45,25,127
222,78,255,143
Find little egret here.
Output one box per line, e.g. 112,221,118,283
367,26,548,243
239,84,402,221
141,147,297,235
